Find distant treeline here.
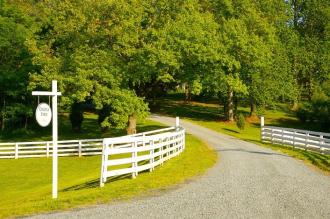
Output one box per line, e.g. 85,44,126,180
0,0,329,132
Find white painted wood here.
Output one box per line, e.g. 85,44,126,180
261,125,330,154
46,142,50,158
32,91,61,96
15,143,18,159
100,125,185,186
51,80,59,199
78,141,82,157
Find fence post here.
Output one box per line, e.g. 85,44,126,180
166,137,170,160
100,141,107,187
293,131,296,148
46,142,50,158
176,117,180,130
271,129,274,144
132,141,137,179
78,140,82,157
15,143,19,159
305,133,309,150
183,131,186,150
320,135,324,154
260,116,264,142
142,133,145,147
160,138,164,166
149,140,154,172
281,129,284,145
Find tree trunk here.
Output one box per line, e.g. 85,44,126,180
250,98,256,117
233,94,238,118
69,102,84,133
292,100,299,111
1,98,5,131
221,95,228,119
307,79,313,101
184,83,191,102
126,114,137,135
227,88,234,121
24,116,28,129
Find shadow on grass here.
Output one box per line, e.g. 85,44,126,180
216,148,289,157
152,99,221,122
62,174,134,192
245,140,330,171
222,128,239,134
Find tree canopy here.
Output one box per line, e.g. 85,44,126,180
0,0,329,131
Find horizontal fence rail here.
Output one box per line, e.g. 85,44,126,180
0,139,103,159
261,125,330,154
0,118,183,159
100,126,185,186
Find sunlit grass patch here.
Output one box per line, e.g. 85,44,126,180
0,120,217,218
153,96,330,173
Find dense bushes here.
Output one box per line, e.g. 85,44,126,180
296,91,330,131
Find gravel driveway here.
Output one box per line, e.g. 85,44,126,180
29,115,330,219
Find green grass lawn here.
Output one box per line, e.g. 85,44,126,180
0,115,217,218
152,95,330,172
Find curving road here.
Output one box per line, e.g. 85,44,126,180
30,115,330,219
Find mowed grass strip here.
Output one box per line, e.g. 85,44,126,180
0,134,217,218
153,96,330,172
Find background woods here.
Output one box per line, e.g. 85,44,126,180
0,0,329,133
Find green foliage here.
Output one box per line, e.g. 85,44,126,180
0,0,36,130
236,113,245,131
94,89,149,130
0,0,329,130
296,85,330,131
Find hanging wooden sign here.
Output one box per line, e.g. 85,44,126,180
36,102,52,127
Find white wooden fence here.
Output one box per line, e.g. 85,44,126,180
100,126,185,186
261,119,330,154
0,117,184,159
0,138,103,159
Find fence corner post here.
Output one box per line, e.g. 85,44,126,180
100,140,107,187
176,117,180,128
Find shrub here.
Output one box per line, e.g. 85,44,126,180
296,91,330,131
236,113,245,131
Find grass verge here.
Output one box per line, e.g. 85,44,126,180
152,96,330,173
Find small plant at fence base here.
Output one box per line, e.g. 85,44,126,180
236,114,245,131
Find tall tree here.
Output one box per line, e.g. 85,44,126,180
0,0,36,130
27,0,149,133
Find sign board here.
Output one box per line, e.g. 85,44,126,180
36,103,52,127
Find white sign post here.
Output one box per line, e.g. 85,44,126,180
32,80,61,199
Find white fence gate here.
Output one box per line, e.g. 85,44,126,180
260,117,330,154
100,126,185,187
